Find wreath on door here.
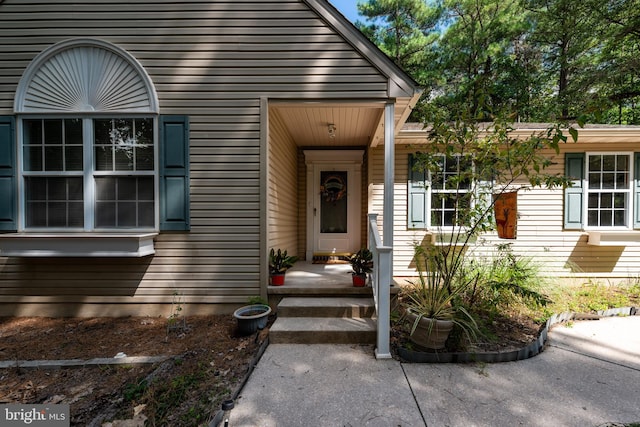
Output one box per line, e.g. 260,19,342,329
320,174,347,203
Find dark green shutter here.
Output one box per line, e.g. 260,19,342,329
159,116,190,231
408,154,428,229
634,153,640,229
0,116,16,232
564,153,585,230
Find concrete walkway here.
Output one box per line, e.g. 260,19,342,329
229,316,640,427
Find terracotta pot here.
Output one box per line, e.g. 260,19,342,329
352,273,367,287
270,273,285,286
406,309,454,350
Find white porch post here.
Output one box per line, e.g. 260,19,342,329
383,102,394,274
375,102,394,359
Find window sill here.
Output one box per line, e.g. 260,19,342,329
0,233,157,257
586,231,640,246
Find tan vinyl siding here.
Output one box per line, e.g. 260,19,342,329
0,0,392,315
370,139,640,282
268,109,299,256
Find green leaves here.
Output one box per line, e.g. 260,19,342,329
358,0,639,124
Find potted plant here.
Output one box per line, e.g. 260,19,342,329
349,248,373,287
269,248,298,286
401,246,479,350
233,296,272,336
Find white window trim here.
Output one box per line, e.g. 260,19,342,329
4,38,162,256
584,151,633,231
16,116,159,233
427,154,474,232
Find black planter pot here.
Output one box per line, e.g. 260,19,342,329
233,304,272,335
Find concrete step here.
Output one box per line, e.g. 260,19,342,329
276,297,375,318
269,317,376,344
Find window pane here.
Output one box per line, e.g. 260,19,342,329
602,155,615,171
588,193,599,208
589,155,601,171
68,202,84,227
43,120,62,145
25,177,83,228
443,211,454,226
115,149,133,171
65,146,83,170
117,202,137,227
48,178,68,200
135,146,154,170
114,119,134,171
431,211,443,227
23,120,42,144
138,178,154,200
64,119,83,144
24,120,43,171
614,210,626,226
617,155,629,171
616,172,628,189
26,202,47,227
24,146,42,171
45,146,63,171
94,119,112,145
95,202,116,227
588,172,600,189
96,177,116,200
320,171,347,233
601,210,612,226
139,202,154,227
600,193,612,209
587,210,598,227
95,146,113,171
602,173,614,189
48,202,68,227
95,176,155,228
118,177,137,200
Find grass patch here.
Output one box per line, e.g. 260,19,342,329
539,279,640,320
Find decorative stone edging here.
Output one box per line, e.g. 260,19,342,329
398,306,638,364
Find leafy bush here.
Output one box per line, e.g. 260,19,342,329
463,243,550,316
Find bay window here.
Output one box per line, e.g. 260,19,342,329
21,117,156,231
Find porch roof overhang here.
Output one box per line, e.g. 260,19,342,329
271,95,420,150
270,0,422,150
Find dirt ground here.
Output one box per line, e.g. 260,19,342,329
0,311,542,426
0,315,267,427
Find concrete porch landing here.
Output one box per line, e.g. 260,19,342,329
268,261,372,295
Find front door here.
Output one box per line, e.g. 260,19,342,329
304,150,363,260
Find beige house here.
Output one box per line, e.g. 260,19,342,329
0,0,419,319
391,125,640,284
1,0,639,326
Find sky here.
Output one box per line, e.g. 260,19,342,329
328,0,361,23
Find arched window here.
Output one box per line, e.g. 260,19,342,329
14,39,160,231
0,39,189,256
